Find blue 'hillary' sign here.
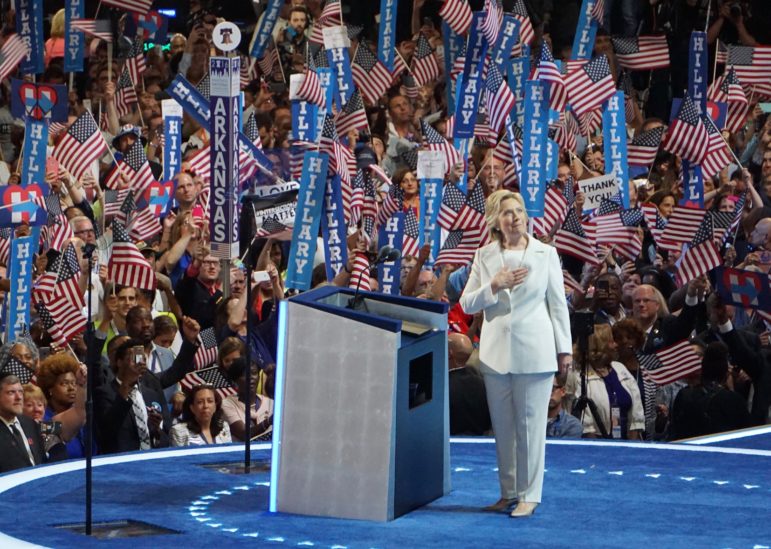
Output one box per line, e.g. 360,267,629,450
286,152,329,290
250,0,283,59
321,174,348,281
521,80,548,217
453,13,488,138
16,0,44,74
64,0,85,72
377,211,404,295
603,91,630,208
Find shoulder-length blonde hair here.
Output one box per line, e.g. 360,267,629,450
484,190,528,243
50,9,66,39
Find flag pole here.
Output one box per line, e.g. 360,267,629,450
712,39,720,84
107,41,113,82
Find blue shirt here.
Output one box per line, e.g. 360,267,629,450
546,409,584,438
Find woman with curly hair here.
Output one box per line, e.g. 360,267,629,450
170,385,232,446
35,353,88,458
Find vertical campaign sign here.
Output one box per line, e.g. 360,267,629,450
314,68,335,144
682,31,707,208
442,21,465,112
571,0,599,61
250,0,282,59
377,212,404,295
64,0,85,72
508,53,530,130
603,91,630,208
324,27,355,110
521,80,548,217
491,15,520,73
209,57,241,260
378,0,397,71
16,0,44,75
418,151,444,267
286,152,329,290
289,74,318,142
453,13,488,138
22,120,48,187
6,234,36,342
321,174,348,281
162,99,183,181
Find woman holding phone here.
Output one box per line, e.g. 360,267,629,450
460,190,572,518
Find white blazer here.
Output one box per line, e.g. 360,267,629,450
459,238,572,375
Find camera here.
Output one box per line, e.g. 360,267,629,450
40,421,62,437
729,2,743,17
572,310,595,339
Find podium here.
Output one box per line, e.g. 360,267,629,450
269,286,450,521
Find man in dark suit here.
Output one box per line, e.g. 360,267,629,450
124,306,201,402
94,339,173,454
0,373,46,472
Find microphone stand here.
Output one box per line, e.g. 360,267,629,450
571,311,609,438
347,247,401,311
244,245,253,474
82,243,96,536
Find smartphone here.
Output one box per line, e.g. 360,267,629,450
38,346,52,361
132,346,146,365
191,205,204,220
596,279,609,294
252,270,270,283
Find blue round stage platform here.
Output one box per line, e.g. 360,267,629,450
1,438,770,548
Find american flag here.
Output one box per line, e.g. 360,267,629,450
0,34,30,82
46,215,74,254
660,206,706,250
594,208,642,245
120,140,156,194
34,256,86,348
258,43,279,77
452,181,488,235
611,35,670,71
124,35,146,89
256,215,291,238
368,163,392,191
35,302,77,349
351,43,392,105
590,0,605,25
439,0,473,36
627,126,665,166
637,339,703,385
376,184,403,228
403,208,420,258
0,228,10,267
618,70,637,123
288,140,315,181
195,74,210,101
0,356,33,384
563,270,583,296
193,328,219,369
421,119,461,175
708,67,749,134
675,215,721,286
411,33,440,87
555,207,600,265
641,202,667,246
481,0,503,46
180,366,237,398
473,111,498,146
700,115,733,179
52,111,107,181
100,0,153,15
335,89,368,135
33,252,61,301
532,185,569,236
711,206,742,247
437,182,466,231
484,63,517,133
109,221,156,291
348,251,371,291
449,43,467,86
391,49,408,83
716,41,728,66
551,116,577,152
295,50,325,107
55,244,86,309
115,67,139,118
127,207,162,242
535,42,567,112
310,0,342,46
564,55,616,117
70,19,113,42
664,95,709,164
511,0,535,47
349,170,366,226
434,229,476,266
726,45,771,85
103,189,131,218
320,114,354,186
580,107,603,137
361,174,378,243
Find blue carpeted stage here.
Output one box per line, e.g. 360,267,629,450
1,438,770,548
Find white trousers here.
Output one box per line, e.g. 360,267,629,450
483,372,553,503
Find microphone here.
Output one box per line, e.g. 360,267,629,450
81,243,97,258
347,246,401,310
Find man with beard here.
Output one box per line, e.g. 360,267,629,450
124,306,202,402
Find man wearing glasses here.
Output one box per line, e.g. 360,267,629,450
173,249,223,331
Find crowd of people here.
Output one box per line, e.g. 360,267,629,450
0,0,769,496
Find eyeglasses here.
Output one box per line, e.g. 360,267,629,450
201,260,219,266
74,229,95,236
633,298,657,304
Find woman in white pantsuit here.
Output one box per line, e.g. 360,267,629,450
459,190,572,518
